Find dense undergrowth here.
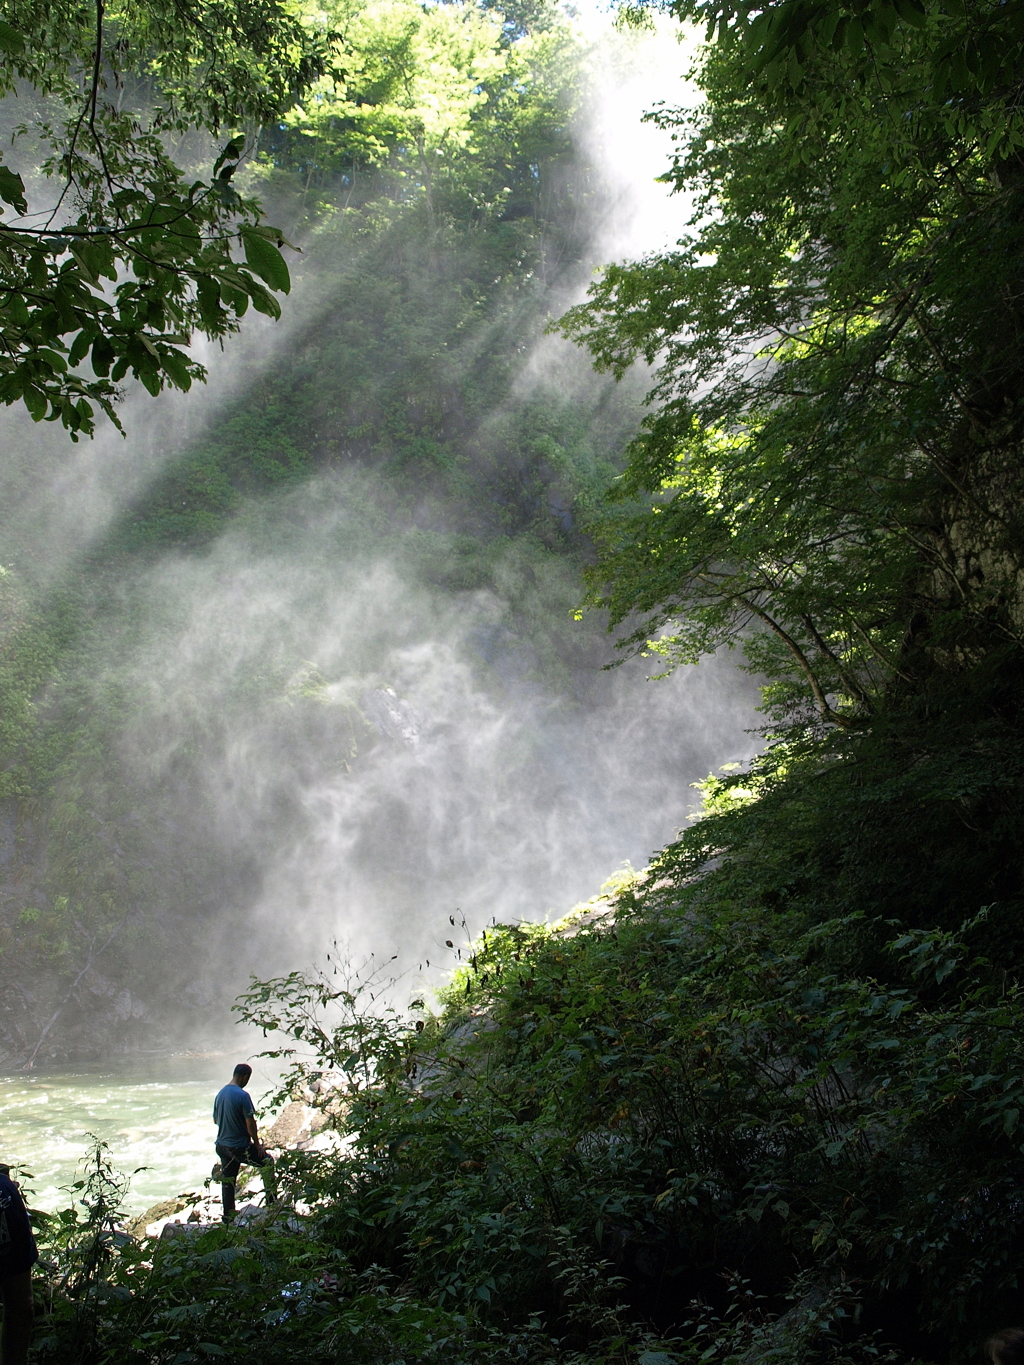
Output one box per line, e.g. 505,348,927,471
27,701,1024,1361
27,743,1024,1363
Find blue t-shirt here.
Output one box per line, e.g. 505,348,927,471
0,1169,38,1280
213,1083,256,1148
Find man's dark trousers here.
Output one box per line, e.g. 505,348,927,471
216,1142,274,1220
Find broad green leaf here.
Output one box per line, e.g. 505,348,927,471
27,252,47,288
159,347,193,391
245,277,282,319
213,137,245,180
221,284,249,317
240,230,291,294
195,275,223,328
68,331,94,368
0,21,24,54
6,293,29,328
35,348,68,373
23,384,47,420
69,247,99,287
0,164,27,214
893,0,926,25
91,338,114,377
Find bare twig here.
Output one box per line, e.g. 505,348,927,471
20,909,135,1070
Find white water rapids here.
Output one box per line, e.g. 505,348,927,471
0,1054,282,1215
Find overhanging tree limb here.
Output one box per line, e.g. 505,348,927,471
0,0,329,437
732,592,855,728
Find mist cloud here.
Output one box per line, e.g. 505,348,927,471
103,481,757,1017
0,21,757,1046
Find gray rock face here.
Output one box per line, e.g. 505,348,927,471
264,1100,315,1149
127,1196,191,1238
360,687,421,747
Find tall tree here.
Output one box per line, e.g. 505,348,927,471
561,0,1024,733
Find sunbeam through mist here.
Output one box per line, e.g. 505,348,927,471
0,14,754,1064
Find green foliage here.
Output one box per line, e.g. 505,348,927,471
546,42,1024,1356
559,0,1024,735
31,1140,137,1360
0,0,329,434
251,0,579,237
27,1132,671,1363
32,835,1024,1362
219,852,1024,1360
671,0,1024,159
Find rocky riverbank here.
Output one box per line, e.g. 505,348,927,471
125,1098,349,1241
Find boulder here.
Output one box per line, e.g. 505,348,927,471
127,1196,190,1239
264,1101,313,1149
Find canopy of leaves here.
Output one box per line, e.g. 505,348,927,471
0,0,329,435
559,0,1024,736
669,0,1024,156
251,0,578,234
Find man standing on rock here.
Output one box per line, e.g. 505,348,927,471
213,1063,276,1223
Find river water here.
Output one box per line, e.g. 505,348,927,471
0,1053,283,1215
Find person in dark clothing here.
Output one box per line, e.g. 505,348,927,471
212,1063,276,1222
987,1332,1024,1365
0,1165,37,1365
